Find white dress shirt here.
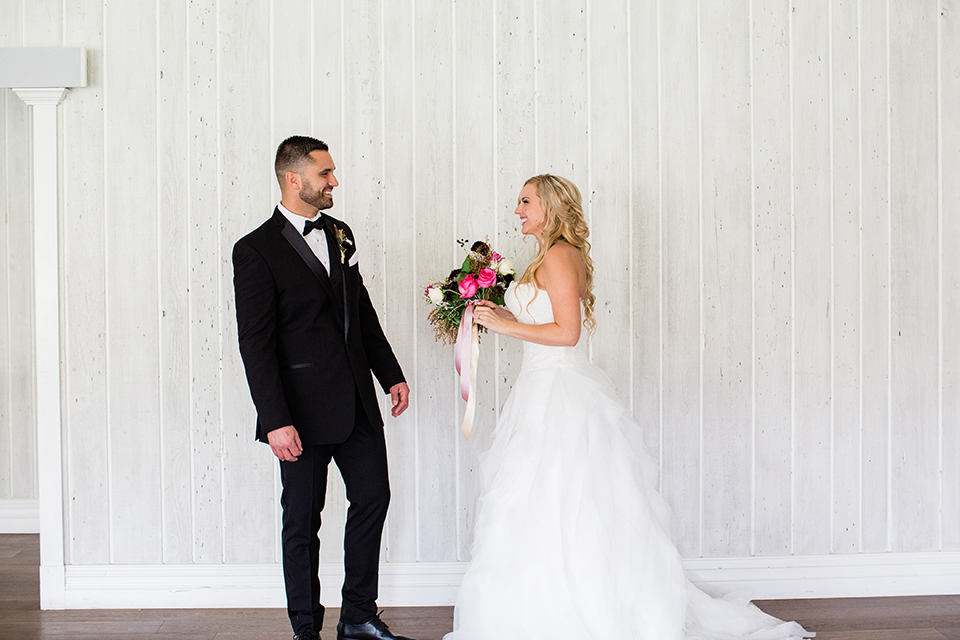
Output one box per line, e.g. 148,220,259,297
278,202,330,275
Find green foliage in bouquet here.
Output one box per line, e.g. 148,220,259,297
423,239,516,344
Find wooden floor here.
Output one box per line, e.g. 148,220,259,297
2,535,959,639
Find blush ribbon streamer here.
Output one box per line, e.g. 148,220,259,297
454,302,480,439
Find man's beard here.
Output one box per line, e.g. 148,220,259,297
300,184,333,210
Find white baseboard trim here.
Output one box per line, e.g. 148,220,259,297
53,551,960,610
0,499,40,533
61,562,465,609
683,551,960,600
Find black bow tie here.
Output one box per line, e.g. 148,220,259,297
302,215,326,236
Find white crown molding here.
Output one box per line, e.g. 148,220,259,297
11,87,68,106
47,552,960,610
0,499,40,533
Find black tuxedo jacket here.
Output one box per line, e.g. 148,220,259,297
233,207,405,445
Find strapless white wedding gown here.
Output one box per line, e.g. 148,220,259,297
444,282,813,640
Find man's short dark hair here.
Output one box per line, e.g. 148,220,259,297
275,136,329,183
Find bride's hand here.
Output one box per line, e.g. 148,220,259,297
473,299,517,321
472,299,516,333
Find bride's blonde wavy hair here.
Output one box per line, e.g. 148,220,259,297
518,174,596,333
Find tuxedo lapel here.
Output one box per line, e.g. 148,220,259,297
276,209,346,330
323,219,352,340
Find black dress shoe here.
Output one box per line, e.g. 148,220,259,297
293,631,319,640
337,616,416,640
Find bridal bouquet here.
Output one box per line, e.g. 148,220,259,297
423,240,515,439
423,240,515,344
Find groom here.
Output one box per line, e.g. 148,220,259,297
233,136,414,640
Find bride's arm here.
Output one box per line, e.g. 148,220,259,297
473,244,583,347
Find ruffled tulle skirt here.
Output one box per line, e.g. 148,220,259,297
445,362,813,640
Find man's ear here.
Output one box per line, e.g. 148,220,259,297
285,170,300,191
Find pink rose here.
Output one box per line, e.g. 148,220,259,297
476,268,497,288
458,274,479,299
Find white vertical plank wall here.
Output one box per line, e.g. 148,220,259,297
889,1,941,554
157,0,192,565
751,0,792,558
830,0,861,556
942,0,960,553
0,0,40,528
188,0,224,565
414,0,458,564
103,0,164,564
0,0,17,516
659,0,702,558
699,0,753,559
382,0,418,565
859,0,892,554
629,0,662,473
62,0,108,559
791,0,833,558
1,0,959,605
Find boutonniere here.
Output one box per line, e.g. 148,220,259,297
333,226,353,264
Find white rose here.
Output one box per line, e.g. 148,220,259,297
498,259,515,276
428,286,445,304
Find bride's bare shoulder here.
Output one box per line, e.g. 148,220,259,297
543,241,581,266
537,242,584,289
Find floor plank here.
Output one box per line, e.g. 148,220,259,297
810,632,949,640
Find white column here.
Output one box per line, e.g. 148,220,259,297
13,87,68,610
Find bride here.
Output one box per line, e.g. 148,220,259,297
445,174,814,640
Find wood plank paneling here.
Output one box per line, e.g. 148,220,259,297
314,0,343,151
0,0,38,509
942,0,960,552
700,0,754,558
830,0,862,555
589,0,631,404
413,0,457,563
188,0,224,566
6,102,36,501
157,0,193,565
630,0,662,466
103,0,163,564
536,0,587,182
62,0,108,564
0,0,18,505
0,44,10,505
792,0,833,556
889,1,940,554
659,0,702,557
859,0,891,554
752,0,793,557
382,0,418,565
272,0,313,143
22,0,62,45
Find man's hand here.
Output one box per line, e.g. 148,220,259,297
267,425,303,462
389,382,410,418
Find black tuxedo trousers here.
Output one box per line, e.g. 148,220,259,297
280,391,389,633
